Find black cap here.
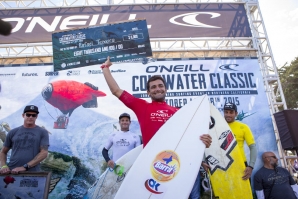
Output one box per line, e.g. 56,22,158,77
223,103,237,112
23,105,39,114
119,113,130,120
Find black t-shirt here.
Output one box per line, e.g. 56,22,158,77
254,166,296,199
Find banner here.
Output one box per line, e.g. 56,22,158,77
0,58,276,198
0,3,252,44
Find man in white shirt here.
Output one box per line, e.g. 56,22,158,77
102,113,141,168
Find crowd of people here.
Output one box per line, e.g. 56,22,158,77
0,56,297,199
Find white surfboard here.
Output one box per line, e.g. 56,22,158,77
115,95,210,199
86,144,143,199
204,104,252,199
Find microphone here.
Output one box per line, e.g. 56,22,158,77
0,19,13,36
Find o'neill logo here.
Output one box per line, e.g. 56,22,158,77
151,110,172,118
219,64,239,71
156,110,168,114
145,150,180,194
169,12,221,28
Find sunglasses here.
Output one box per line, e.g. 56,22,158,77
25,113,37,118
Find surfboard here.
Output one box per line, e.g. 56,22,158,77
85,144,143,199
114,95,210,199
204,103,252,199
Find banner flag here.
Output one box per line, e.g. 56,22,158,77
0,4,251,44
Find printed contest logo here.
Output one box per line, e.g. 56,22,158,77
145,150,180,194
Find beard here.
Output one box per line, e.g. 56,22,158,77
150,92,166,102
271,160,278,168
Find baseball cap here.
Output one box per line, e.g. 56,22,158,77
119,113,130,120
23,105,39,114
223,103,237,112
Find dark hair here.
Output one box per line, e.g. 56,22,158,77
146,75,166,91
119,113,130,120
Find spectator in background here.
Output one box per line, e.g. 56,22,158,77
0,105,49,174
254,151,298,199
102,113,141,168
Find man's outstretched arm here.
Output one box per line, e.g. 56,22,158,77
101,57,123,98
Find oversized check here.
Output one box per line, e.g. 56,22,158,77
52,19,152,71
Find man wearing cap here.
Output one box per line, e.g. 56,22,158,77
0,105,49,174
102,113,141,169
223,102,257,180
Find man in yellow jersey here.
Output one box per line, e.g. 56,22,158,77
223,103,257,180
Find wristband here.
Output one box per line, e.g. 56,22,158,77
114,165,124,177
1,165,8,169
248,166,253,170
100,64,109,69
108,164,124,176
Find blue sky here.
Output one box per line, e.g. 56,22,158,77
258,0,298,67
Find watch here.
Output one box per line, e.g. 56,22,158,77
23,163,29,171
